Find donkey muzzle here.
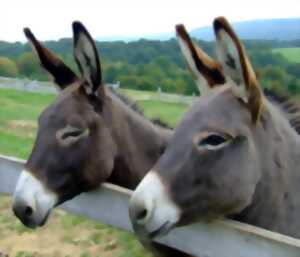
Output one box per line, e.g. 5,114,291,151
12,169,57,228
129,171,181,239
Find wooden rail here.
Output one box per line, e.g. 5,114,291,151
0,154,300,257
0,76,195,105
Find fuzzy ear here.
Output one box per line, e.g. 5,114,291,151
72,21,102,97
176,24,225,95
24,28,78,90
213,17,263,123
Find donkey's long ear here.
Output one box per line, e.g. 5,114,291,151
72,21,102,97
176,24,225,95
24,28,78,90
213,17,263,123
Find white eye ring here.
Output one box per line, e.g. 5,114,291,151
195,132,232,151
56,125,89,146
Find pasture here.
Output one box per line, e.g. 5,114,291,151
0,87,188,257
273,47,300,63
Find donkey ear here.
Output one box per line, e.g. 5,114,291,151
24,28,78,90
72,21,102,97
176,24,225,95
213,17,263,123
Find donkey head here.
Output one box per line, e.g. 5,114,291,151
130,17,266,238
12,22,117,228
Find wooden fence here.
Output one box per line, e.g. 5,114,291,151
0,76,195,105
0,154,300,257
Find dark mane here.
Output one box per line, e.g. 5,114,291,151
109,87,144,115
264,88,300,134
108,88,172,129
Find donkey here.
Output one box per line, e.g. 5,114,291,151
11,22,195,257
129,17,300,241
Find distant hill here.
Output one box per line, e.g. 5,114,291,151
190,18,300,41
96,32,173,42
96,18,300,42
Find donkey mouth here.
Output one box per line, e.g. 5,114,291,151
39,209,52,227
148,221,174,239
16,208,52,229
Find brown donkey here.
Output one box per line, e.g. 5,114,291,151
130,17,300,241
11,22,194,257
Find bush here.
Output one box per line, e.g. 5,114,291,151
0,57,19,77
16,52,45,80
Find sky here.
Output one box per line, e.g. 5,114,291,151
1,0,299,42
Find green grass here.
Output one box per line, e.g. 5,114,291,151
0,130,33,159
0,88,54,119
0,88,54,159
0,87,188,257
273,47,300,63
138,100,187,127
120,88,157,100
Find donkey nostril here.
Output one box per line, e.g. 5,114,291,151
24,206,33,217
136,209,148,221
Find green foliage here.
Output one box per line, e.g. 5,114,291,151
16,52,47,80
261,65,290,83
286,63,300,79
0,39,299,96
0,56,19,77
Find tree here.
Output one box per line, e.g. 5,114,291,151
287,78,300,95
104,64,120,82
16,52,43,79
286,64,300,80
0,56,19,77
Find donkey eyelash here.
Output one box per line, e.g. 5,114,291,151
56,126,89,146
199,134,227,146
61,129,84,140
195,132,232,151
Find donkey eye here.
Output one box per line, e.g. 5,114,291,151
200,135,226,146
197,133,231,150
61,129,83,139
57,126,89,146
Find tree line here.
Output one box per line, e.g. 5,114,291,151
0,38,299,95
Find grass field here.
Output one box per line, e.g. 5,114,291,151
0,89,54,159
139,100,186,127
0,87,188,257
272,47,300,63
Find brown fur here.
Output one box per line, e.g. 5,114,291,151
264,89,300,134
130,17,300,241
24,28,78,88
214,17,264,123
141,84,300,239
15,23,193,257
176,24,225,87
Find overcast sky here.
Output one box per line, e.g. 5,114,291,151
1,0,299,42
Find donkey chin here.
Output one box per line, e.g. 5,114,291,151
12,170,58,229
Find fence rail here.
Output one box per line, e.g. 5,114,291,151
0,154,300,257
0,76,195,105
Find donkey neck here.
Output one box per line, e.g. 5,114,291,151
233,99,300,238
104,89,172,189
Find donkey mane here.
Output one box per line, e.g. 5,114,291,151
108,88,172,129
111,87,300,132
264,88,300,134
109,88,144,115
